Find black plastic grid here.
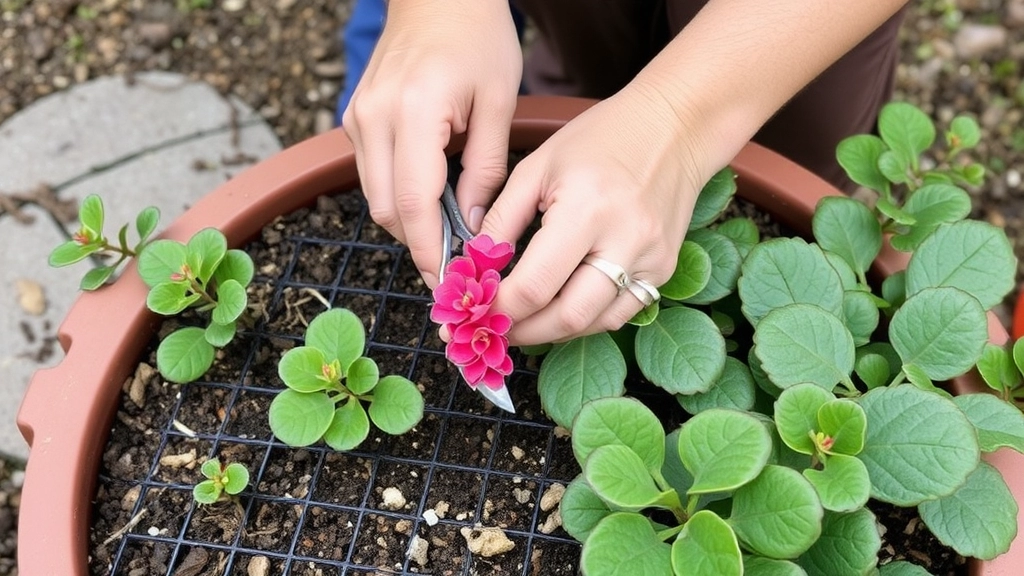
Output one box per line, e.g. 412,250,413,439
99,189,581,575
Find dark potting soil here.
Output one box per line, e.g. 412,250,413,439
88,188,965,576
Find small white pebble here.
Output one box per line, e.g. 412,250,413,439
147,526,160,537
381,487,407,510
1007,170,1021,188
510,446,526,460
423,509,440,526
9,470,25,488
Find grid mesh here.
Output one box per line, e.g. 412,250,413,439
99,189,581,575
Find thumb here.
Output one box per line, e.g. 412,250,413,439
455,101,515,233
478,158,542,248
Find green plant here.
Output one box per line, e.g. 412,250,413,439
48,194,160,290
977,338,1024,408
192,458,249,505
269,308,425,450
541,102,1024,575
137,228,255,383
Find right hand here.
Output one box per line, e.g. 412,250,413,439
341,0,523,288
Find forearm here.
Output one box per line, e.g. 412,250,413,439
630,0,907,185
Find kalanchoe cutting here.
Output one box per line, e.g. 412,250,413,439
432,234,516,393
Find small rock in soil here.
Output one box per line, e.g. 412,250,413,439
423,509,439,526
247,555,270,576
315,109,335,134
953,23,1008,58
540,483,565,512
15,279,46,315
381,486,406,510
539,508,563,535
512,487,531,504
172,546,209,576
461,526,516,557
313,60,345,79
510,446,526,460
159,449,196,469
407,535,429,567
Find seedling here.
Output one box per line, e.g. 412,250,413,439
192,458,249,505
137,227,255,383
48,194,160,290
269,308,424,450
541,102,1024,574
976,337,1024,409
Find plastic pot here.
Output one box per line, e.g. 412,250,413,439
18,96,1022,575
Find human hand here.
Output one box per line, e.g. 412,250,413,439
341,0,523,288
480,85,715,346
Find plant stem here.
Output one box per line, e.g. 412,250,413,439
888,369,907,388
187,277,218,306
99,239,137,259
657,524,685,543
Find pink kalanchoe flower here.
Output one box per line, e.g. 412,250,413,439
446,313,513,390
465,234,514,273
430,264,501,325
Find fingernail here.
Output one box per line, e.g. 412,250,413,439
469,206,485,234
439,325,451,342
422,271,439,289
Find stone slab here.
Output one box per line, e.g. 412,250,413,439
0,206,72,461
0,71,260,192
0,74,282,460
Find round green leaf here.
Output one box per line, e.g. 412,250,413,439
950,115,981,148
906,220,1015,310
137,239,188,287
269,388,334,446
678,409,773,494
78,194,104,235
754,304,855,391
572,397,665,473
146,281,195,316
878,561,933,576
730,465,823,559
135,206,160,245
584,445,665,510
211,279,247,325
368,375,424,435
213,249,255,287
836,134,889,192
627,303,659,327
882,270,906,309
857,385,979,505
278,347,329,392
205,320,236,347
346,356,379,395
816,400,866,455
903,363,950,398
49,240,103,267
192,480,220,505
744,556,808,576
157,327,215,383
690,167,737,229
855,353,891,390
683,229,742,305
903,183,972,227
842,291,879,348
635,306,726,395
796,509,880,576
824,252,858,291
889,287,988,381
672,510,742,576
739,238,845,327
890,223,939,253
201,458,221,478
186,227,227,280
80,265,115,291
774,384,835,455
561,477,611,542
660,240,712,301
802,453,870,513
749,346,784,398
812,197,882,276
878,152,911,185
581,513,672,576
305,308,366,371
716,217,759,259
918,462,1017,560
878,101,936,167
323,399,371,451
952,393,1024,453
977,343,1023,392
221,462,249,495
677,357,756,414
539,332,626,429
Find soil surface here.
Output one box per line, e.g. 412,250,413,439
3,0,1024,573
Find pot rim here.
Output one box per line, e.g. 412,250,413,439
17,95,1017,575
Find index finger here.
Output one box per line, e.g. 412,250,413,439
393,116,453,288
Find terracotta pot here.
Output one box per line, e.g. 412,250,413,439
17,96,1022,574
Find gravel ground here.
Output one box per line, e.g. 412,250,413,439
1,0,1022,573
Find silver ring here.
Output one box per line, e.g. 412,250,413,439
582,255,630,292
627,279,661,307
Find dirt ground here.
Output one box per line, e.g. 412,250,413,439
2,0,1023,573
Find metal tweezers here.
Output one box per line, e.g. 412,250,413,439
439,182,516,413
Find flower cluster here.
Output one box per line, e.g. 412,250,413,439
431,235,515,391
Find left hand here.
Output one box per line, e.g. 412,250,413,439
479,82,714,345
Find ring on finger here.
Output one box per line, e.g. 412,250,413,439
626,278,661,307
582,255,630,292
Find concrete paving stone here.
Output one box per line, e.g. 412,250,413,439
0,206,73,460
0,71,261,192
